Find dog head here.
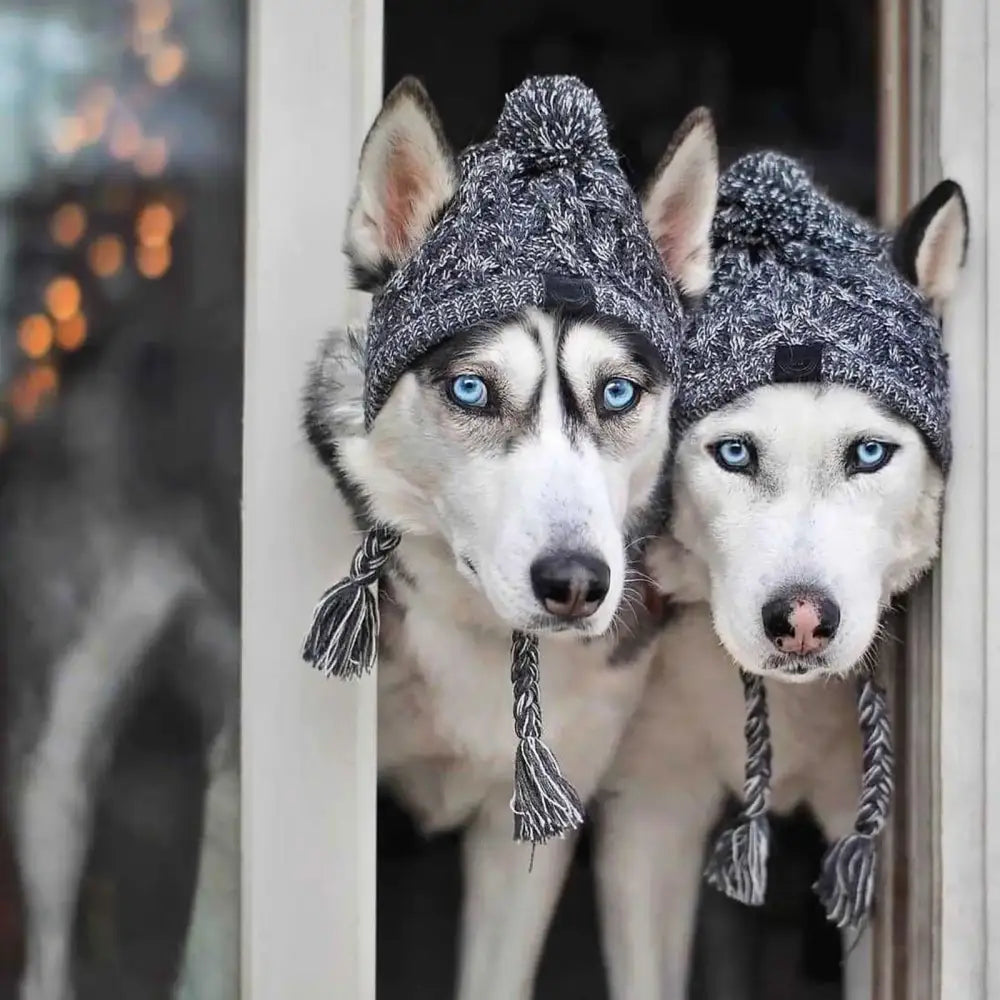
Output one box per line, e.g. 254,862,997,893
665,180,968,680
306,79,718,638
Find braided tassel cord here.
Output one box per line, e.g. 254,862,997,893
705,672,773,906
302,525,401,679
509,631,585,844
814,676,893,929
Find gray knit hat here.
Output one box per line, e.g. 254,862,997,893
693,153,951,930
362,75,682,426
303,76,684,847
676,151,951,470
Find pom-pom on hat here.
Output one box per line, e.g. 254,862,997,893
361,74,683,426
303,75,685,847
676,151,952,470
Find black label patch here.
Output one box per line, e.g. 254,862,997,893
773,342,824,383
542,273,595,314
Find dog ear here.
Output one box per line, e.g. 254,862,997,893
892,179,969,310
642,107,719,298
344,76,457,293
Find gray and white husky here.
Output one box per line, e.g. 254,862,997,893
598,179,969,999
1,298,242,1000
303,79,718,1000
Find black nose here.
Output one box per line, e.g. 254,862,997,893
530,552,611,620
761,589,841,655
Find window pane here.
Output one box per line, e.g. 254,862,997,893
0,1,245,996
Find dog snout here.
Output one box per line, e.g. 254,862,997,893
761,590,841,655
530,551,611,620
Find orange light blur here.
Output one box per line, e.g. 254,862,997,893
136,202,174,247
17,315,53,360
88,235,125,278
136,244,172,279
44,277,82,322
135,137,169,177
109,119,143,161
55,315,88,352
147,43,186,86
80,84,114,143
9,365,59,422
51,117,86,156
50,204,87,247
136,0,172,34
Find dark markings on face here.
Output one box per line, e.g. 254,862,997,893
412,309,671,458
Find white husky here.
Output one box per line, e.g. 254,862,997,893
303,78,718,1000
597,180,969,999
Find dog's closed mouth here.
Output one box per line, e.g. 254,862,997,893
763,653,829,676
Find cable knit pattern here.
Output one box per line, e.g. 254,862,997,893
362,75,683,426
675,151,951,471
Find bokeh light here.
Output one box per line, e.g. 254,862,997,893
55,315,88,352
136,244,172,279
44,277,82,322
88,235,125,278
147,43,187,86
135,137,170,177
50,204,87,248
17,315,54,360
136,203,174,247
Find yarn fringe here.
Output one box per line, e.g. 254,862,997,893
704,672,772,906
301,525,400,679
509,631,584,844
814,676,893,929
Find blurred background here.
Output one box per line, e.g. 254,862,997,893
0,0,244,997
0,0,875,997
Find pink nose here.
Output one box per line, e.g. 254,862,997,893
761,592,841,655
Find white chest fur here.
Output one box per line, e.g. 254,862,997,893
376,537,653,833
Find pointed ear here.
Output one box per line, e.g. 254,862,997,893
892,179,969,310
344,76,457,292
642,108,719,298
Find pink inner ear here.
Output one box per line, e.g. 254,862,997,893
652,194,690,271
383,139,431,257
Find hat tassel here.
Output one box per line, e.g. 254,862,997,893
509,631,585,844
813,676,893,929
704,671,773,906
302,524,400,679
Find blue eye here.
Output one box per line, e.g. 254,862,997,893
449,374,488,408
713,438,755,472
850,439,895,473
602,378,640,413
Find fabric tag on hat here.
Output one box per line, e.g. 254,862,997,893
543,273,596,314
773,342,824,383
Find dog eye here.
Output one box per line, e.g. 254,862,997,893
448,374,489,409
600,377,640,414
848,439,897,474
712,438,756,473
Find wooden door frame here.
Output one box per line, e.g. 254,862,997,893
876,0,1000,996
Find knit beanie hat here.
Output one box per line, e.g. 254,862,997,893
302,76,683,846
691,153,949,929
676,150,950,469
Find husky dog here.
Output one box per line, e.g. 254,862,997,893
1,299,242,1000
303,79,718,1000
598,164,969,999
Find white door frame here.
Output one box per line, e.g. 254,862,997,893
242,0,383,996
